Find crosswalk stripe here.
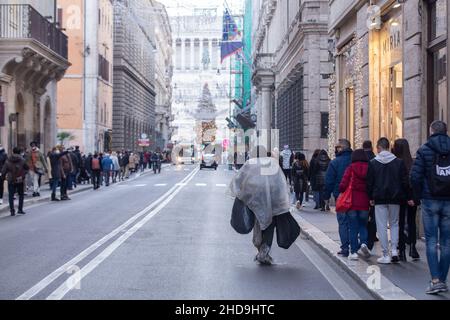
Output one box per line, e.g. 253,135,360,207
195,183,207,187
216,184,227,187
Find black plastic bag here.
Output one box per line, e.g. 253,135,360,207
276,212,301,249
231,198,255,234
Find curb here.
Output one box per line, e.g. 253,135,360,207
0,164,171,216
292,209,416,300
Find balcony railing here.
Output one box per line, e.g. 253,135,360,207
0,4,68,59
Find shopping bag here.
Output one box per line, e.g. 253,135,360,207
231,198,255,234
276,212,301,249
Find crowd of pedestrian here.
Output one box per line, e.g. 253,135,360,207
278,120,450,295
0,144,165,215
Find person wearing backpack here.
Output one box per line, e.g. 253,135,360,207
91,153,102,190
339,149,371,261
2,147,29,216
291,152,309,210
411,120,450,295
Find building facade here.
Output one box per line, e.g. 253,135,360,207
165,4,237,146
152,0,174,151
57,0,114,153
329,0,449,155
0,0,69,153
112,0,156,152
252,0,331,158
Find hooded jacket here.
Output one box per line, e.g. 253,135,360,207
310,151,330,190
339,162,369,211
411,133,450,200
366,151,410,204
325,149,352,200
1,154,29,183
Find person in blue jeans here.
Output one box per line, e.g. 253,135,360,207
338,149,371,260
325,139,353,257
411,120,450,295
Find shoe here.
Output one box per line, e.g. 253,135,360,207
391,255,400,264
410,245,420,261
399,249,407,262
348,253,359,261
358,244,371,258
314,205,320,210
32,192,38,197
296,201,301,210
256,244,272,265
17,210,26,215
377,255,391,264
337,250,349,258
37,192,41,197
426,281,448,295
325,205,330,211
320,207,326,212
10,210,15,216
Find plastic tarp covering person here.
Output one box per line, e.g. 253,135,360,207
228,156,300,264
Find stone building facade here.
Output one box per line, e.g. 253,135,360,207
112,0,156,152
57,0,114,153
152,0,174,151
0,1,70,153
251,0,331,159
329,0,449,155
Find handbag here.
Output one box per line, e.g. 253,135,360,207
231,198,255,234
336,171,353,213
276,212,301,249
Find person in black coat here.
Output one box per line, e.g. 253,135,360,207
363,140,377,251
49,147,68,201
291,152,309,210
0,145,8,205
309,149,321,209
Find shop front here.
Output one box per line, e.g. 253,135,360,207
369,5,404,146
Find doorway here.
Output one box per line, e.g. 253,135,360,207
380,63,403,144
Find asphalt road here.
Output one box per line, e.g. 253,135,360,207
0,165,373,300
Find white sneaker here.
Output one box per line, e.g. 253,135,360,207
348,253,359,261
377,255,391,264
358,244,371,258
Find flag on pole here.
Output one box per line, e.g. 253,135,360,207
221,9,243,63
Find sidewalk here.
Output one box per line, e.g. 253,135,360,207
0,164,171,217
292,201,450,300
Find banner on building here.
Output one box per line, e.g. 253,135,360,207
221,9,243,63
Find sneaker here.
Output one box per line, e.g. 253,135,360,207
17,210,26,215
391,256,400,264
377,255,391,264
348,253,359,261
337,250,349,258
296,201,301,210
358,244,371,258
426,281,448,295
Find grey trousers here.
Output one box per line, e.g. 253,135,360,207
375,204,400,256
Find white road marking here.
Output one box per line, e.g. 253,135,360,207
176,183,187,186
216,184,227,187
46,168,200,300
295,239,362,300
133,184,147,187
16,168,199,300
195,183,207,187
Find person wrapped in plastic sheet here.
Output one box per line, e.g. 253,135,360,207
229,155,301,265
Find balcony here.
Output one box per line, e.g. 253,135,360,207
0,4,68,59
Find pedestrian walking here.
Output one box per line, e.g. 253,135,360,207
393,138,420,262
338,149,371,261
309,150,321,209
110,152,120,183
25,142,48,197
101,153,113,186
2,147,29,216
123,151,130,179
363,140,378,252
291,152,309,210
129,152,136,175
49,147,68,201
229,152,299,265
0,145,8,205
280,145,294,184
325,139,353,257
310,149,330,211
411,120,450,294
91,153,102,190
367,137,411,264
67,147,79,190
59,147,73,201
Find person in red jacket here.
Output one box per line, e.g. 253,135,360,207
339,149,371,261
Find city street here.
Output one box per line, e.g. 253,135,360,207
0,165,373,300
